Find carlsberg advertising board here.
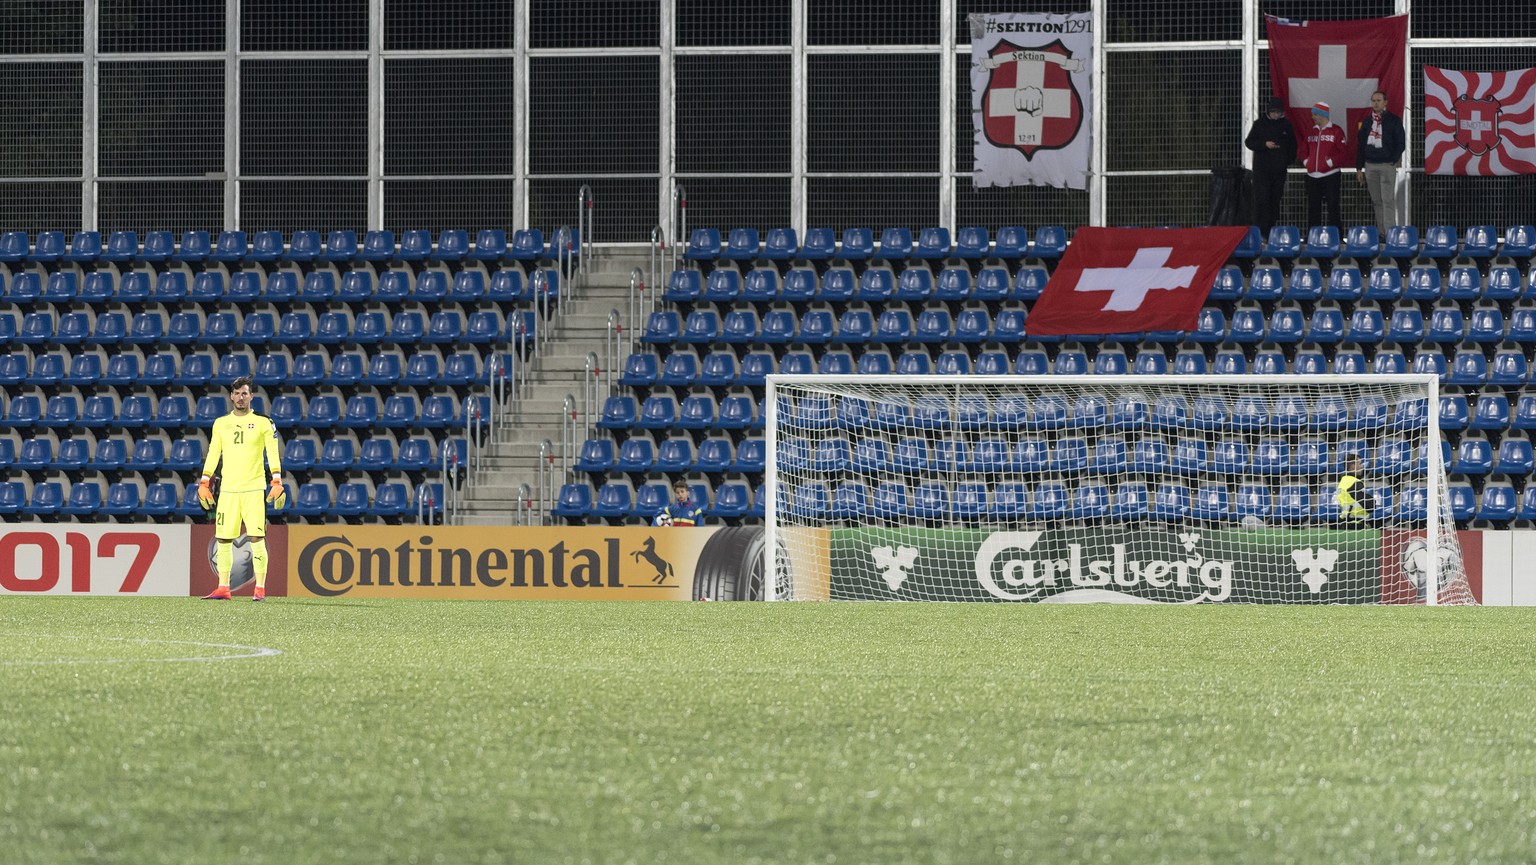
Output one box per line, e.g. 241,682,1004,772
831,526,1382,604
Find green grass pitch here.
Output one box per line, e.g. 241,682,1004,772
2,598,1533,864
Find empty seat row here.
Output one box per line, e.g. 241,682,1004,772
0,386,483,433
681,226,1068,265
555,477,762,521
1212,261,1534,305
1254,224,1536,261
662,264,1048,305
0,475,444,522
576,435,766,475
1,304,532,350
0,229,576,269
0,266,558,307
0,345,503,391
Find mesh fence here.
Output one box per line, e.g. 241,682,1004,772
0,3,1530,236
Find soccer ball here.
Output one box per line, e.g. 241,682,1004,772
655,512,673,527
1400,538,1461,591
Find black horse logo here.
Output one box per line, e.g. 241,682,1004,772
630,536,675,585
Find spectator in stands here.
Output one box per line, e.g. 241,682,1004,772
1301,101,1349,231
1245,95,1297,236
200,376,285,600
653,478,705,527
1335,454,1376,522
1355,90,1406,236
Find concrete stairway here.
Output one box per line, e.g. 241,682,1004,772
456,249,652,525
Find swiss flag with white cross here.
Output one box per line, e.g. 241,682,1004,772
1266,16,1407,151
1026,227,1250,336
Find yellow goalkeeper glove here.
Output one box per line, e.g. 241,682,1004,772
266,478,287,507
197,477,215,508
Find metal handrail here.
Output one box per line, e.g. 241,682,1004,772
552,224,575,303
583,352,602,432
561,394,579,477
629,266,647,344
577,185,593,285
515,482,534,526
538,438,557,516
531,269,551,354
440,444,458,525
605,309,623,395
671,182,686,275
649,226,666,317
416,483,437,525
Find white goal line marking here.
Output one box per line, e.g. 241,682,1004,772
0,633,282,666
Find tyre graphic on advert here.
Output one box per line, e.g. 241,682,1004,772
691,527,787,601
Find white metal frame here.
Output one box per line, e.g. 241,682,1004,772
764,373,1444,604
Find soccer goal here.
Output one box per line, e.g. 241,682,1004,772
764,374,1476,605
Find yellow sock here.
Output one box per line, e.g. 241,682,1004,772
215,541,233,588
250,537,268,590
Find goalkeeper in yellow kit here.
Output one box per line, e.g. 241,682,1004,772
200,376,285,600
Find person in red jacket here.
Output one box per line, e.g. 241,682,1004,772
1301,101,1349,231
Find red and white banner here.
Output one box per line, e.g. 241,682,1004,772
0,526,191,596
968,12,1094,190
1266,16,1406,149
1424,66,1536,175
1026,227,1248,336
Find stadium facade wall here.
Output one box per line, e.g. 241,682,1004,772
0,1,1531,241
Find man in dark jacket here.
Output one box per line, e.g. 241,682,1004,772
1245,96,1298,236
1356,90,1406,236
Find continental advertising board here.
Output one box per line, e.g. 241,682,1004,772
284,525,769,601
821,526,1483,604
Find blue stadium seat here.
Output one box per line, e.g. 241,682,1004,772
1421,225,1459,259
1445,265,1482,302
720,228,760,263
885,268,926,302
433,229,469,263
211,230,247,263
991,226,1029,260
1210,265,1243,302
684,228,723,262
1342,226,1379,258
799,228,836,261
1303,225,1340,258
174,230,211,264
42,272,77,304
1438,392,1470,431
29,231,64,265
818,267,855,302
1383,225,1419,258
761,227,798,261
874,227,913,262
777,267,816,302
1284,264,1323,302
839,228,874,261
1264,225,1301,258
469,228,506,262
1469,392,1510,431
1267,303,1305,344
1386,306,1425,344
1305,304,1345,344
1032,226,1068,259
1228,302,1266,343
1012,265,1049,302
1452,434,1493,475
264,271,298,302
1364,265,1402,303
915,227,952,260
1324,265,1363,302
692,268,735,303
1150,481,1191,520
1467,304,1505,345
1490,345,1529,387
955,226,990,260
1426,304,1466,345
1331,345,1368,376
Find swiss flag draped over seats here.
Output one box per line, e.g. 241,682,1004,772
1026,227,1249,336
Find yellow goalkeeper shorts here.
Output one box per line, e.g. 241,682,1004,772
215,490,268,540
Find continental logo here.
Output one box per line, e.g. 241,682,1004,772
297,534,675,597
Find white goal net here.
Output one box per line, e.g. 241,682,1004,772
764,374,1476,605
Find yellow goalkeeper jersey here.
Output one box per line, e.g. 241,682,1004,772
203,412,282,492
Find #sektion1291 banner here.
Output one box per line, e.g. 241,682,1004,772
969,12,1093,190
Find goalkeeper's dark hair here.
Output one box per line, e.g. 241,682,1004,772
230,375,253,392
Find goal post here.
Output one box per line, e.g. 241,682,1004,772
763,374,1476,605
